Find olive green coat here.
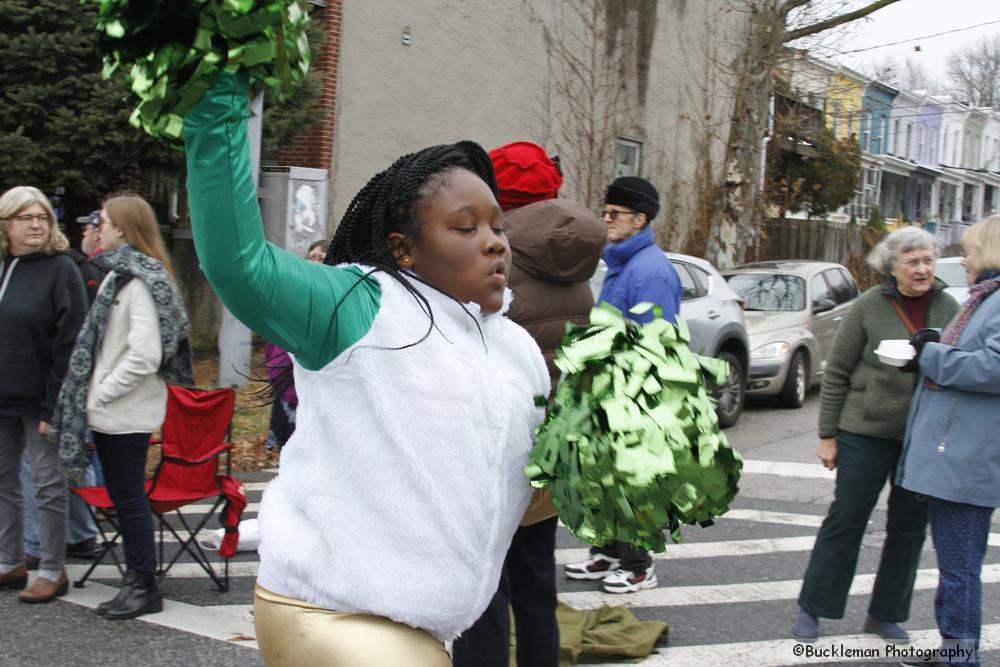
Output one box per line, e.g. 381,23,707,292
818,280,959,440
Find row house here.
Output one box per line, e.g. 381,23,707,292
771,53,1000,242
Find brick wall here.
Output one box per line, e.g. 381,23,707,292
276,1,342,170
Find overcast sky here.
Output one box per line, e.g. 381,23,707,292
812,0,1000,85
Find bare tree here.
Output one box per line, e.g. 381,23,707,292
947,35,1000,106
860,55,937,92
696,0,901,266
523,0,635,209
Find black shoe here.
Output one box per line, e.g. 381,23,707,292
103,572,163,621
66,538,103,559
94,570,140,616
23,554,40,571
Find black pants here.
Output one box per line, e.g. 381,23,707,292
798,431,927,621
453,517,560,667
93,431,156,575
592,541,651,571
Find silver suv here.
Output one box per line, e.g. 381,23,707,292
590,253,750,427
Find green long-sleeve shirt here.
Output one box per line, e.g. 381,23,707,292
183,73,380,370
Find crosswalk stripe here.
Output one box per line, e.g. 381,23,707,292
722,508,824,527
740,460,835,479
586,624,1000,666
555,536,818,564
58,569,258,648
558,562,1000,609
72,560,262,580
174,502,260,514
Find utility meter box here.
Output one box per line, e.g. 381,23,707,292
260,166,329,256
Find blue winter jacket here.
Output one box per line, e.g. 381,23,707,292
897,288,1000,507
597,225,681,324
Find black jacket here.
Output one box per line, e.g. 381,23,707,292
65,248,109,304
0,251,88,421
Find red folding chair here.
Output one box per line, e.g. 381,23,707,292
72,386,247,592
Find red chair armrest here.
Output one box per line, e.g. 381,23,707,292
161,441,234,466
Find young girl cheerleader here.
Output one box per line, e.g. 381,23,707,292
183,73,549,666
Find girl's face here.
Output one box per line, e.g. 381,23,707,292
98,208,126,251
391,169,509,314
6,203,50,256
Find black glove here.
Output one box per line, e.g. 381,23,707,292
900,328,940,373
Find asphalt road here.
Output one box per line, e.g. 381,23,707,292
4,392,998,666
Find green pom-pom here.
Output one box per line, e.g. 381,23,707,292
527,303,743,552
87,0,312,144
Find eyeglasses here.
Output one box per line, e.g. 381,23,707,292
11,214,48,224
601,209,637,221
897,257,935,269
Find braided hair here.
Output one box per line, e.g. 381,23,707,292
326,140,499,351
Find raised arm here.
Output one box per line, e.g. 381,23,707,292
183,73,379,370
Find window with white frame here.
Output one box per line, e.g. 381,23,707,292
614,138,642,178
832,101,841,137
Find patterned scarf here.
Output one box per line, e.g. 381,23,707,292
50,245,195,481
941,270,1000,346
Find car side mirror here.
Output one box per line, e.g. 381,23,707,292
812,298,836,314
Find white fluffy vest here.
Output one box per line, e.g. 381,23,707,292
256,270,549,641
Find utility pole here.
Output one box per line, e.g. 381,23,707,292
218,93,263,387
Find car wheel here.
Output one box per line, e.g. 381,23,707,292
711,351,745,429
779,349,809,408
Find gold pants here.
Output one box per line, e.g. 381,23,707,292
253,584,452,667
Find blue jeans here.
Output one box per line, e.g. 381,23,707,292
929,497,993,666
93,431,156,574
22,451,99,554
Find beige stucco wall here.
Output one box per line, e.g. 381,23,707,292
329,0,750,253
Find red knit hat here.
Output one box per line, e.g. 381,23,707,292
488,141,563,212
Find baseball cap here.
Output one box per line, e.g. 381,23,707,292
76,210,100,226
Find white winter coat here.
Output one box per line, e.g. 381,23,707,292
255,273,550,642
86,274,166,434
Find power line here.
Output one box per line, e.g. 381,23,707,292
835,18,1000,55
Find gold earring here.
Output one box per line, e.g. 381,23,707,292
400,255,411,267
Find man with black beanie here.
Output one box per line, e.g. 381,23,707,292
564,175,681,594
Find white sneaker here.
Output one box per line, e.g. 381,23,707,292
602,566,658,593
564,553,621,580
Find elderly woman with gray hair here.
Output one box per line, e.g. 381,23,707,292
791,226,959,643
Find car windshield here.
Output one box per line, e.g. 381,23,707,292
726,273,806,312
935,262,967,288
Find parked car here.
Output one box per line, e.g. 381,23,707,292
590,253,750,428
722,261,859,408
934,255,970,304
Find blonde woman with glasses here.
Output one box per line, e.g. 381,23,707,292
0,186,88,603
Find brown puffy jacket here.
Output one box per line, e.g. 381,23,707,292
504,198,606,524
